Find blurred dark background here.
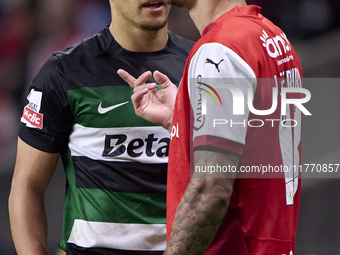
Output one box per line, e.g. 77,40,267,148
1,0,339,254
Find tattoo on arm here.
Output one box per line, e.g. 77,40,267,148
164,148,239,255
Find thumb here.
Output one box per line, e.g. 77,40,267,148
153,70,175,89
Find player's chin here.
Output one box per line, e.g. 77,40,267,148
139,19,168,31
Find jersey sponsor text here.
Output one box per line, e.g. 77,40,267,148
103,133,169,158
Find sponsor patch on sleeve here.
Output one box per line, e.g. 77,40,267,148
21,89,44,129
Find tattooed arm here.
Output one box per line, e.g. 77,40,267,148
164,147,239,255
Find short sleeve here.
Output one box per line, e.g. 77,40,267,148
19,55,74,153
188,42,257,155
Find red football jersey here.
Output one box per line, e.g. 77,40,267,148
168,5,303,255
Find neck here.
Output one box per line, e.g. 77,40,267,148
188,0,247,35
109,24,168,52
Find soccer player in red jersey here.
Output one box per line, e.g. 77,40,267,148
119,0,304,254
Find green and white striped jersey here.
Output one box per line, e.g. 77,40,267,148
19,27,193,255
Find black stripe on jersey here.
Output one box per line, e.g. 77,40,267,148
73,157,167,194
56,27,194,91
66,243,164,255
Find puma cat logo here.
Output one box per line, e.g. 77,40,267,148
205,58,224,72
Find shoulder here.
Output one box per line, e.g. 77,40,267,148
189,14,274,75
34,27,114,90
188,42,256,81
168,30,195,56
53,27,113,71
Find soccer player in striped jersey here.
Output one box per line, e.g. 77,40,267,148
8,1,193,255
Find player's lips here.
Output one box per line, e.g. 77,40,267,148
141,0,166,12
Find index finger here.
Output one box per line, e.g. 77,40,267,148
118,69,152,89
117,69,136,86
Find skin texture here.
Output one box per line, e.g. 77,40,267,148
118,70,177,131
8,1,173,255
109,0,171,51
9,138,59,255
111,0,170,31
164,149,238,255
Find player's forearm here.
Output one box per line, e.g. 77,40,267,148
9,186,48,255
164,177,233,255
164,149,238,255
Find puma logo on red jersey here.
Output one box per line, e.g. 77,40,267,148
205,58,224,72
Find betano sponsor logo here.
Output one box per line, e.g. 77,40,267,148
68,125,169,163
102,133,169,158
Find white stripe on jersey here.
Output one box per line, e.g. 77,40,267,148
68,220,166,251
69,124,169,164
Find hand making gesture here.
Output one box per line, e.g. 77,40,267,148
118,69,178,131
